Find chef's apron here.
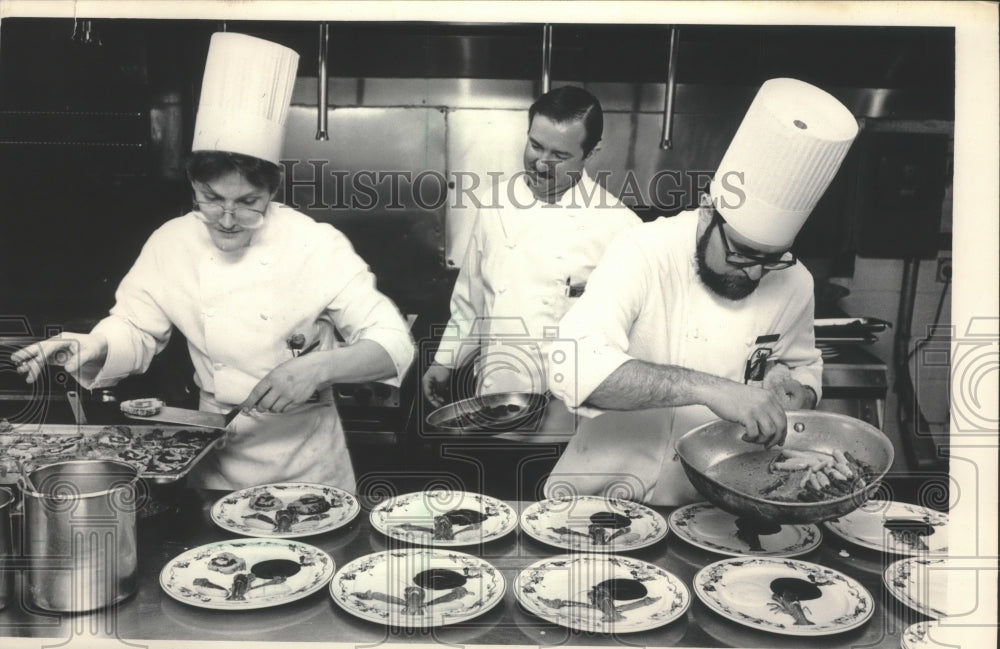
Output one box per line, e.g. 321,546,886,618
186,390,353,492
545,273,770,506
183,234,355,492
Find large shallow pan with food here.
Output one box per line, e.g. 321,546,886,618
425,392,548,435
675,410,893,524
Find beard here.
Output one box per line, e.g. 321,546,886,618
695,224,760,301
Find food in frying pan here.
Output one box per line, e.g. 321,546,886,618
120,398,164,417
705,448,877,503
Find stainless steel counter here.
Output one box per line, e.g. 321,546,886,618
0,489,932,647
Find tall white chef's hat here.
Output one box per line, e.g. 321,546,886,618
192,32,299,165
709,78,859,248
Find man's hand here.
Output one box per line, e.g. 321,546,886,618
10,332,108,384
763,364,816,410
703,382,788,449
422,364,453,408
240,355,326,414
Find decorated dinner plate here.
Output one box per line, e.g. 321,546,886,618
901,620,974,649
211,483,360,539
823,500,948,556
883,557,971,620
514,554,690,633
159,539,335,610
693,557,875,635
519,495,668,552
329,549,505,628
668,502,822,558
369,490,517,546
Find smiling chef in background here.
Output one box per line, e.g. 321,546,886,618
13,33,414,491
544,78,860,505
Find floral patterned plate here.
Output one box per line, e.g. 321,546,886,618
901,620,974,649
693,557,874,635
159,539,335,610
668,502,822,557
519,495,668,552
369,490,517,546
329,549,505,628
824,500,948,556
514,554,690,633
211,482,360,538
884,557,970,620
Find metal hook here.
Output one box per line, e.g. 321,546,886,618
541,24,553,95
660,27,680,150
316,23,330,141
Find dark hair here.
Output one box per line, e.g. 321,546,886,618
528,86,603,156
185,151,282,194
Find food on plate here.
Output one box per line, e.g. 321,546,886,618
392,505,498,540
705,448,877,503
207,552,246,575
120,398,164,417
248,490,283,511
286,494,333,515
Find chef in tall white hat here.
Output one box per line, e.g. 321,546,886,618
14,33,414,491
542,78,860,506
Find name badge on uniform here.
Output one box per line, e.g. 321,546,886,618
744,334,779,384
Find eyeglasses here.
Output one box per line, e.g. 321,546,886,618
713,213,797,270
192,200,268,229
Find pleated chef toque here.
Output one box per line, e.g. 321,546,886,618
710,78,859,248
192,32,299,165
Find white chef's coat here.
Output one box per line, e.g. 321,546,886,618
545,211,822,505
434,172,640,404
78,203,414,491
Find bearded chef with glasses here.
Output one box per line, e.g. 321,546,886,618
544,78,860,506
13,33,414,491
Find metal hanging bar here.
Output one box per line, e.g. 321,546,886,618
660,27,680,150
541,24,553,95
316,23,330,141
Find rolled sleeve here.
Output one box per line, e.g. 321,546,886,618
548,230,648,413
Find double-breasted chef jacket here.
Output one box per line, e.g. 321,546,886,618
78,203,414,491
545,210,822,505
433,172,640,431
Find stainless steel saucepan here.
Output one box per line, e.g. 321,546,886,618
425,392,549,435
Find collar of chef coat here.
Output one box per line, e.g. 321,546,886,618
511,170,601,210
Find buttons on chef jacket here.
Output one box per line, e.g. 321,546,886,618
497,285,507,293
204,309,215,318
213,362,224,370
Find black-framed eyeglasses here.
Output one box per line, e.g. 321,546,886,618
192,200,268,229
712,213,797,271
